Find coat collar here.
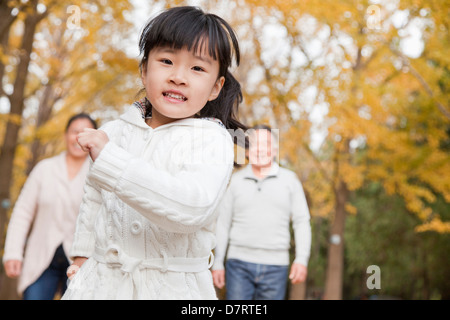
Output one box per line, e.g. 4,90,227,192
119,105,225,131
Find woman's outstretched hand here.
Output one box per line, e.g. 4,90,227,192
4,260,22,279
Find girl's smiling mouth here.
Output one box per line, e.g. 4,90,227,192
163,91,188,102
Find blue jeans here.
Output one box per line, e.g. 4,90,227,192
225,259,288,300
23,244,70,300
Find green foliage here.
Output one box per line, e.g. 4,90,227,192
345,182,450,299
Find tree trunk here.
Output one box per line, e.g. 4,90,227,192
289,281,307,300
26,84,56,174
0,3,14,96
0,271,20,300
0,1,41,300
0,0,40,243
323,179,349,300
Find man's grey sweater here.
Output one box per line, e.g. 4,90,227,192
212,163,312,270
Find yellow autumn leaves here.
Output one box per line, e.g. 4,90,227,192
1,0,449,235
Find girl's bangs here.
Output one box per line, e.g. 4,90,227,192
158,25,219,61
140,7,237,72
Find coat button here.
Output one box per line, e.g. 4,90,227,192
131,221,143,235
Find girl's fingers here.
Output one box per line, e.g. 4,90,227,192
67,265,80,280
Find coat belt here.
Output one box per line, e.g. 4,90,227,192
92,245,214,299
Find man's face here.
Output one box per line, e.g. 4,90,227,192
248,129,277,168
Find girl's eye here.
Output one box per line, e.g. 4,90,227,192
192,66,205,72
161,59,172,65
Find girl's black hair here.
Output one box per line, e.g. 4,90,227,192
138,6,247,132
65,113,97,131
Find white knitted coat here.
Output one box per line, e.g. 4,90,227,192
62,106,234,300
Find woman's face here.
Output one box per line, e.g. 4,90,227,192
141,44,224,126
65,118,95,159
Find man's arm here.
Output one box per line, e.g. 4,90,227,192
211,185,234,288
290,173,312,283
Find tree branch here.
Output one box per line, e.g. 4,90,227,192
389,45,450,120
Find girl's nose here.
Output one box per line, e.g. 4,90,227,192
169,67,187,85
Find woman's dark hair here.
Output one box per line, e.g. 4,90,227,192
65,113,97,131
138,6,247,132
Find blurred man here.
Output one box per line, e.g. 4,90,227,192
212,125,312,300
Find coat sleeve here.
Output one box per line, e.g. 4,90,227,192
88,126,234,234
2,162,43,262
69,161,103,260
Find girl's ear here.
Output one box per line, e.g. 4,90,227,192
141,61,148,86
208,76,225,101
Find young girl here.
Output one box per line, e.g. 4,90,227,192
62,6,246,300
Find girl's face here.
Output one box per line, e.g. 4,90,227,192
65,118,95,159
141,44,225,127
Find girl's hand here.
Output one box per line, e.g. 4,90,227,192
4,260,22,279
77,128,109,161
67,256,88,280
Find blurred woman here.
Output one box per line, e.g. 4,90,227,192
2,113,97,300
